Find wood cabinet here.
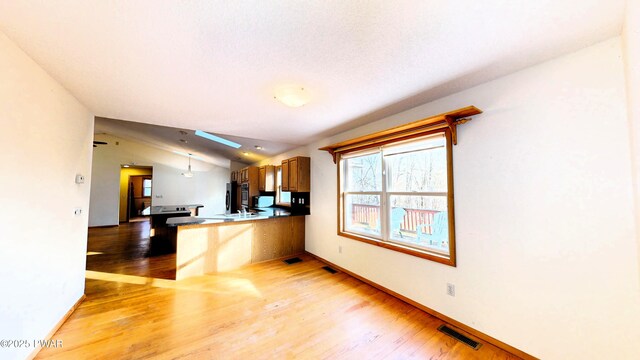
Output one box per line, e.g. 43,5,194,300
175,216,305,280
230,170,238,182
240,166,259,184
282,156,310,192
281,160,289,191
251,216,305,262
259,165,275,192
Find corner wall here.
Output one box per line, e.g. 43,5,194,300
89,134,229,226
623,0,640,281
0,31,94,360
263,37,640,359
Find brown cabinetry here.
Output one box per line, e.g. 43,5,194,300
259,165,275,192
281,156,310,192
240,166,259,184
175,216,305,280
281,160,289,190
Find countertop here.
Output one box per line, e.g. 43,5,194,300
142,204,204,216
166,207,303,227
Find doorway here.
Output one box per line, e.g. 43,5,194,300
119,166,153,223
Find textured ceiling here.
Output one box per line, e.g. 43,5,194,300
0,1,626,155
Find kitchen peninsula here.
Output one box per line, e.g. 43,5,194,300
167,211,305,280
142,204,204,254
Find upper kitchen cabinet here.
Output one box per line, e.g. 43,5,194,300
282,156,310,192
230,170,238,182
240,166,259,184
259,165,275,192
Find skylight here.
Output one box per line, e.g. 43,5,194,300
195,130,241,148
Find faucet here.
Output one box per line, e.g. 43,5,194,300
241,205,248,216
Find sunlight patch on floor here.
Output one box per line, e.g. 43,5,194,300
85,270,263,298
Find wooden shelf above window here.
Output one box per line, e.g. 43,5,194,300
319,105,482,163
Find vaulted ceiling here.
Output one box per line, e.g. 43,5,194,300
0,1,626,162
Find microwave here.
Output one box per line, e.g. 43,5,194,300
253,196,274,208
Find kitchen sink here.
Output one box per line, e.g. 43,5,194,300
226,212,259,218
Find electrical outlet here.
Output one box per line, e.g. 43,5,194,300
446,283,455,297
74,208,82,216
338,245,342,254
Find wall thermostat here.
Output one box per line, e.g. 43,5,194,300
75,174,85,184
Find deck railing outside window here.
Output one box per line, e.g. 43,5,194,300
350,204,439,234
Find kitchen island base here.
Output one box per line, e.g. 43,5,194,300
176,216,304,280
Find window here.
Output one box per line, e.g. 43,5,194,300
339,132,454,264
276,166,291,205
142,178,152,197
320,105,482,266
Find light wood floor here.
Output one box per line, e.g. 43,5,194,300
38,221,520,359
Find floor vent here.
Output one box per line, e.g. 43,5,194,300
322,266,338,274
438,325,482,350
283,257,302,265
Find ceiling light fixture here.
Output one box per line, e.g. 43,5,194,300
254,145,263,150
274,85,309,107
195,130,242,148
242,152,249,156
182,154,194,178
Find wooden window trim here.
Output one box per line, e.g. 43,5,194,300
319,106,481,163
319,106,482,266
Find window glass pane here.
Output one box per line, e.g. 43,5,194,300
142,179,152,197
344,153,382,192
385,137,447,193
280,189,291,203
277,167,291,203
388,195,448,254
344,194,381,237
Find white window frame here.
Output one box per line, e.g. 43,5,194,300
338,130,456,266
275,165,291,206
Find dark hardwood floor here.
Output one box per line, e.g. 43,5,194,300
86,220,176,280
37,221,521,359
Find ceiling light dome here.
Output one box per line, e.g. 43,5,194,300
274,85,309,107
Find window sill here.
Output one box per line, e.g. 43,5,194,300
338,231,456,267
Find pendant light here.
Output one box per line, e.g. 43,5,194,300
182,154,194,178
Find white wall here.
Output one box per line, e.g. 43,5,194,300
230,160,246,172
623,0,640,280
262,37,640,359
0,31,94,360
89,134,229,226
